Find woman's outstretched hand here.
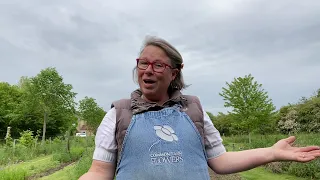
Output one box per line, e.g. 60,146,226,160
271,136,320,162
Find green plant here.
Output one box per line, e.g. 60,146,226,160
5,132,13,148
288,160,320,179
224,133,320,179
52,152,72,163
19,130,34,148
70,147,85,161
0,168,27,180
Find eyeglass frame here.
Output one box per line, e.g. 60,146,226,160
136,58,176,73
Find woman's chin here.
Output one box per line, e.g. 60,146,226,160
141,88,156,96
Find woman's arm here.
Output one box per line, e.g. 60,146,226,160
80,108,118,179
79,160,115,180
208,147,273,174
208,136,320,174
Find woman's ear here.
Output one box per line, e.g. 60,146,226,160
180,63,184,70
171,69,179,81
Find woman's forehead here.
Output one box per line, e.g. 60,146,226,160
140,46,169,62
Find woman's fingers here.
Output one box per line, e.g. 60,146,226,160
297,146,320,152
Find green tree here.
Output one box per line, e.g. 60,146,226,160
315,88,320,98
0,82,23,137
78,96,106,134
24,67,77,143
296,96,320,132
207,112,234,136
219,74,276,139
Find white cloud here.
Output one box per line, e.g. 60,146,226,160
1,0,320,115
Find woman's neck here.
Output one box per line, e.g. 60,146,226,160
141,93,170,105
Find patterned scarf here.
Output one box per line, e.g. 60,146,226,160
130,88,188,115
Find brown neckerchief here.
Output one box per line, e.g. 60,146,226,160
130,88,188,115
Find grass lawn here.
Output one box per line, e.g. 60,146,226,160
40,163,76,180
240,166,307,180
223,140,309,180
0,155,60,180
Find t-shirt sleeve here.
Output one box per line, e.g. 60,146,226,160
203,110,226,159
92,107,117,163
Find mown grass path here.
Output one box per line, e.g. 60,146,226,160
39,163,76,180
0,155,60,180
239,167,307,180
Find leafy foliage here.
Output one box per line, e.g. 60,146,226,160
26,67,77,142
0,82,23,137
277,107,300,134
0,68,79,139
276,91,320,134
78,96,106,134
207,112,233,136
19,130,35,148
219,74,276,134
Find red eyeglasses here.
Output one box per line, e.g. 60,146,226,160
136,58,174,73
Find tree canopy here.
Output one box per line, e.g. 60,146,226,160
1,69,319,140
219,74,276,134
78,96,106,134
0,67,105,140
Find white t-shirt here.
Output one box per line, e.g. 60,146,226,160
93,107,226,163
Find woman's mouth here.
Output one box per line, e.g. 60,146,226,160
143,79,156,84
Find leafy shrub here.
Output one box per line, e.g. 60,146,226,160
53,136,63,144
52,152,72,163
5,133,13,148
52,147,85,163
19,130,34,148
70,147,85,161
288,160,320,179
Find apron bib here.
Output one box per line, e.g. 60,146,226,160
116,105,210,180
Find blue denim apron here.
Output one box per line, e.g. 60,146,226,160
116,105,210,180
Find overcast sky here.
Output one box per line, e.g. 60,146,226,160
1,0,319,114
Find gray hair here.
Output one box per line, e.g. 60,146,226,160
133,36,188,91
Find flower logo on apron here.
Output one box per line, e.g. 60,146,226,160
154,125,178,142
149,125,178,151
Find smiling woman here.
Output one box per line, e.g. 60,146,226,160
132,36,187,104
79,36,320,180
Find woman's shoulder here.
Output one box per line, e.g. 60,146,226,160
110,98,131,109
181,94,203,107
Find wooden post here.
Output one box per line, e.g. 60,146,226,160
13,139,17,155
34,138,37,148
5,126,11,140
66,130,70,153
42,111,47,145
13,139,16,149
49,137,52,151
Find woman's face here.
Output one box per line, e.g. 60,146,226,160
137,45,178,102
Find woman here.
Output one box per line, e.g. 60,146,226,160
80,36,320,180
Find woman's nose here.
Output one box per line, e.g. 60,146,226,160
144,64,154,74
